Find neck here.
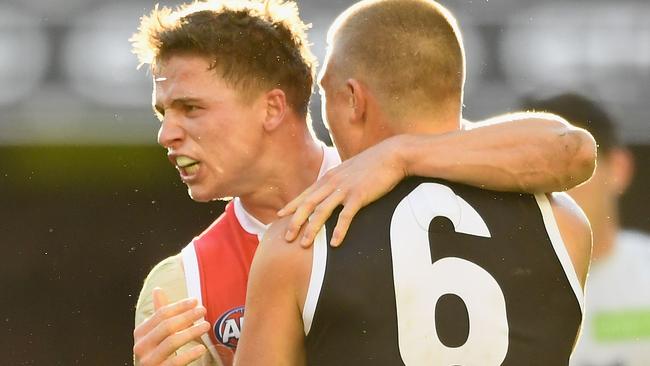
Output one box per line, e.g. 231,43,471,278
363,109,461,149
239,121,324,224
396,116,461,135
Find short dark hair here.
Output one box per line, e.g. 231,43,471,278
521,93,620,153
131,0,316,116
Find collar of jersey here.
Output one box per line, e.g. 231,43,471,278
233,197,269,239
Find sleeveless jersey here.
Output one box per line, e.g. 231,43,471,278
303,177,584,366
181,146,340,365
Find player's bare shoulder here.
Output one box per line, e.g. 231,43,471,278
546,192,592,287
258,216,312,272
253,216,314,306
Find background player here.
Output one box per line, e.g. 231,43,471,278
236,1,591,365
130,1,596,365
523,93,650,366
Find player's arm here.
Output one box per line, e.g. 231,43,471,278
547,192,593,288
452,112,595,192
134,254,213,366
280,112,597,247
234,219,309,366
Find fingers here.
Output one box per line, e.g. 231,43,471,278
134,297,199,339
298,190,346,248
153,287,170,311
148,305,207,346
277,190,306,218
136,317,210,365
162,344,207,366
278,178,324,218
155,321,211,364
330,199,364,247
280,191,311,242
134,298,206,364
284,185,336,242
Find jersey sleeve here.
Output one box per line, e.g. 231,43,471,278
134,254,219,366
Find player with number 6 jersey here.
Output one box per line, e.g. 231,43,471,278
234,1,592,365
302,178,587,365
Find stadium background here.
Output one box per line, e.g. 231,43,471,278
0,0,648,364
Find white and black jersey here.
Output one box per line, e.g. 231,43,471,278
302,177,583,366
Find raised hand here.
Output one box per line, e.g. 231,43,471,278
133,288,211,366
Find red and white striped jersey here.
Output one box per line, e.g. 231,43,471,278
181,146,340,365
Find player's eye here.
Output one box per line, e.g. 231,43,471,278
184,105,201,114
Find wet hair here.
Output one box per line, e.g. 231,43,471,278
131,0,317,116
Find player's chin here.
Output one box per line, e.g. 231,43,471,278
187,186,215,203
187,183,232,202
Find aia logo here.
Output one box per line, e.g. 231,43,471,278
215,306,245,349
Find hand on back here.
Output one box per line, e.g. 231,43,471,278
279,137,406,248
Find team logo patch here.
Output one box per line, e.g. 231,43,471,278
214,306,245,348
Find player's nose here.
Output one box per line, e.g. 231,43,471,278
157,115,185,148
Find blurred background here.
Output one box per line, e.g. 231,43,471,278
1,0,648,364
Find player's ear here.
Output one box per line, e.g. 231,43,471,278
263,89,287,132
346,78,367,125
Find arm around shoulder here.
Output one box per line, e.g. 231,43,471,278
475,112,597,191
507,112,596,191
547,192,593,288
401,112,596,193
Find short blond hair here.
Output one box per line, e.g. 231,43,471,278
131,0,317,116
328,0,465,119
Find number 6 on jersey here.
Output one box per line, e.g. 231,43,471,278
390,183,509,365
